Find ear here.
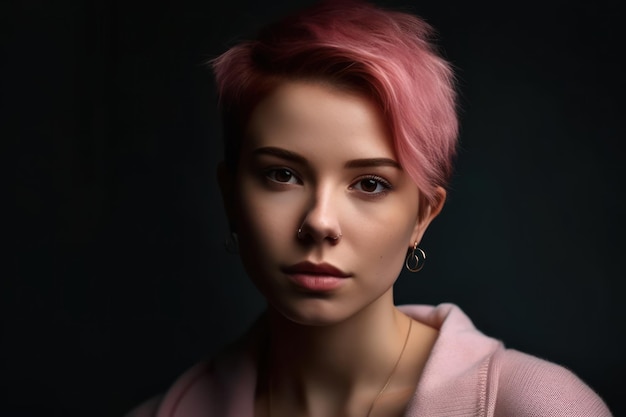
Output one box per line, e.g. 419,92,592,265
217,161,236,230
409,186,446,247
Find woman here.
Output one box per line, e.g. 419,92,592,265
127,1,612,416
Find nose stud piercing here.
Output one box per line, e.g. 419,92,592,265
297,228,342,241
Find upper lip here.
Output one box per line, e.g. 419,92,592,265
282,261,351,277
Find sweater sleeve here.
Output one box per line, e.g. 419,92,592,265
493,349,612,417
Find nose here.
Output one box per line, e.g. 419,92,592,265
297,185,343,244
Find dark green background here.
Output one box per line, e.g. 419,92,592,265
8,0,624,415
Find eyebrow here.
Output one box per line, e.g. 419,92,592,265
252,147,307,165
252,146,401,169
344,158,401,169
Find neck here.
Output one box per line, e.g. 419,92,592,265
264,291,418,416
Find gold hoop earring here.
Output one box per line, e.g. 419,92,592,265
405,242,426,272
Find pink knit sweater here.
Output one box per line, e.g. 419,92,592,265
127,303,612,416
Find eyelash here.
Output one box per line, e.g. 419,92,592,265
262,169,393,196
349,175,393,196
263,167,301,185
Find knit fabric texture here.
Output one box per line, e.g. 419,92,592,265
126,303,612,417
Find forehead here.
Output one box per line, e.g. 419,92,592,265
244,81,396,159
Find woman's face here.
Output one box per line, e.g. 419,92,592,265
223,81,441,326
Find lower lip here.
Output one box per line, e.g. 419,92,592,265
287,273,347,291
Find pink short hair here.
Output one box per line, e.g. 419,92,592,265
211,0,458,209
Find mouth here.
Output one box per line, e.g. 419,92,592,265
283,261,351,277
282,261,351,291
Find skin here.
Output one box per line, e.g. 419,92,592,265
219,81,445,417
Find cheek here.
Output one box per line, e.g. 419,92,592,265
357,228,409,276
347,199,418,245
235,181,300,252
344,199,418,269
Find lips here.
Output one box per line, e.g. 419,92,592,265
283,261,350,277
282,261,351,291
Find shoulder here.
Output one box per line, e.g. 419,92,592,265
492,349,612,416
399,304,612,416
123,360,217,417
123,315,266,417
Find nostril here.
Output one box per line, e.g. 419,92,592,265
296,225,342,244
328,233,342,241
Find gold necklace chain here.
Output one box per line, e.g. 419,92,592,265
267,316,413,417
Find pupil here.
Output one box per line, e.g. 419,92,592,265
362,179,377,192
276,170,292,182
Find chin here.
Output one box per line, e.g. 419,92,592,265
270,297,356,327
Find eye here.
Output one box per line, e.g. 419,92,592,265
265,168,300,184
351,175,392,195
